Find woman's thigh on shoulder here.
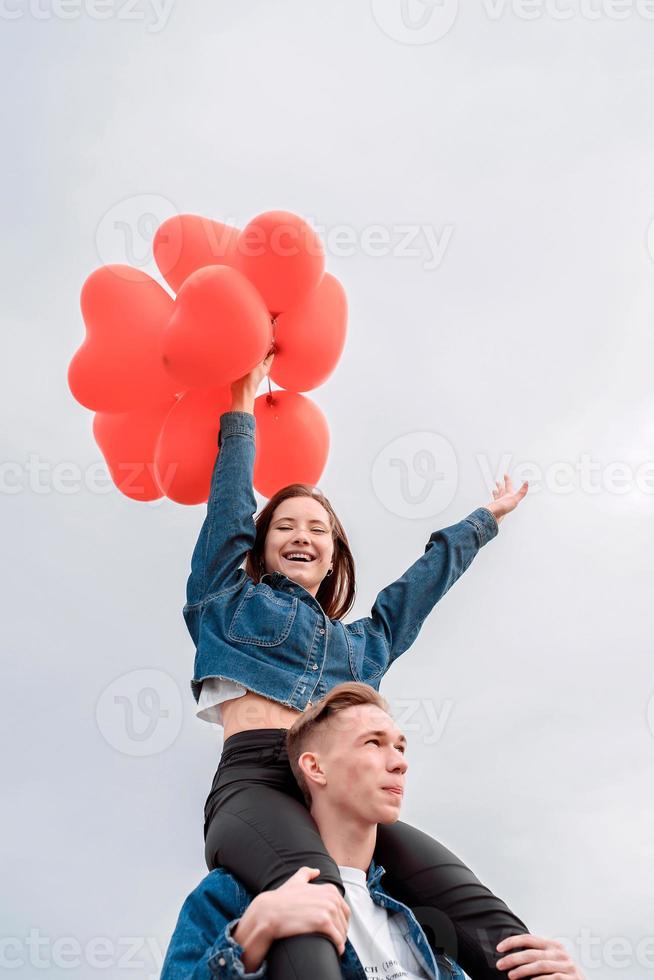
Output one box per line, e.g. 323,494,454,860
204,778,342,892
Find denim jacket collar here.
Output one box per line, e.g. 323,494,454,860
341,859,464,980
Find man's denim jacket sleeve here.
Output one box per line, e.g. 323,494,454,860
366,506,499,664
160,874,266,980
186,411,258,606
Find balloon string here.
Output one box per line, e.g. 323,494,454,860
267,316,277,405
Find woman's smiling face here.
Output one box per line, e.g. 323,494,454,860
263,496,334,596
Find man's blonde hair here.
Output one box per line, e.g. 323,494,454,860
286,682,391,806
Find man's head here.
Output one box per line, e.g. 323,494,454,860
286,683,408,827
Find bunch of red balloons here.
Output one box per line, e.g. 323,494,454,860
68,211,348,503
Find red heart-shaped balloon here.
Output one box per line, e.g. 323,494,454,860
155,386,233,505
69,265,181,413
93,397,176,501
270,273,348,392
233,210,325,316
161,265,273,389
253,390,329,498
153,214,240,294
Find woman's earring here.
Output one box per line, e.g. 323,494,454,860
326,567,333,577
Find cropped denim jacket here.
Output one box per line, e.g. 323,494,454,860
184,411,498,708
160,859,465,979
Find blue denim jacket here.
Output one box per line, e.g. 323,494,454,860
160,859,466,979
184,411,498,707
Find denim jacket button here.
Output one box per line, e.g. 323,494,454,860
319,628,325,635
312,663,318,670
218,956,226,966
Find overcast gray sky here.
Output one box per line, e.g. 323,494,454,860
2,1,653,977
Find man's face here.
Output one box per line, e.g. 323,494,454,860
309,704,408,825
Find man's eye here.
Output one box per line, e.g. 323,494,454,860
366,739,380,746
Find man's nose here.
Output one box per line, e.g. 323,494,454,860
391,753,408,774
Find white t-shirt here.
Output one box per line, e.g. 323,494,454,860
339,865,432,980
196,677,247,725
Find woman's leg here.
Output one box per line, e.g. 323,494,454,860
376,820,532,979
205,777,345,980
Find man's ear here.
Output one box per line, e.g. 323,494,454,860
298,750,328,792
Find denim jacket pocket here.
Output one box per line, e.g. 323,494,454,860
346,621,387,682
228,584,298,646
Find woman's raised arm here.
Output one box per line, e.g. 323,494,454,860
185,353,274,607
366,476,529,664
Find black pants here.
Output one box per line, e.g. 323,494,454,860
204,729,531,980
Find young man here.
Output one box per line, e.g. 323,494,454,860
161,684,584,979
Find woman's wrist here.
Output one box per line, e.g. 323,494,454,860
230,384,257,414
229,400,255,415
233,897,275,971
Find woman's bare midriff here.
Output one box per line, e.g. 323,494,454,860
221,690,304,742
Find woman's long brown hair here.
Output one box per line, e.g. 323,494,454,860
244,483,356,620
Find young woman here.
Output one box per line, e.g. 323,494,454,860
184,352,531,980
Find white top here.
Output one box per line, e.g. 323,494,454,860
196,677,247,725
338,865,432,979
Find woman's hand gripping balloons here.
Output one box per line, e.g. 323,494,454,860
68,210,348,504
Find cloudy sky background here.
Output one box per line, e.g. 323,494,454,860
2,1,653,976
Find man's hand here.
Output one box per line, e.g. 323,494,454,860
233,867,351,972
484,473,529,526
261,866,351,952
496,934,585,978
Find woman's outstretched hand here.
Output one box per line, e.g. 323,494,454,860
484,473,529,526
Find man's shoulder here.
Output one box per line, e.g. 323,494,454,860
182,868,252,917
